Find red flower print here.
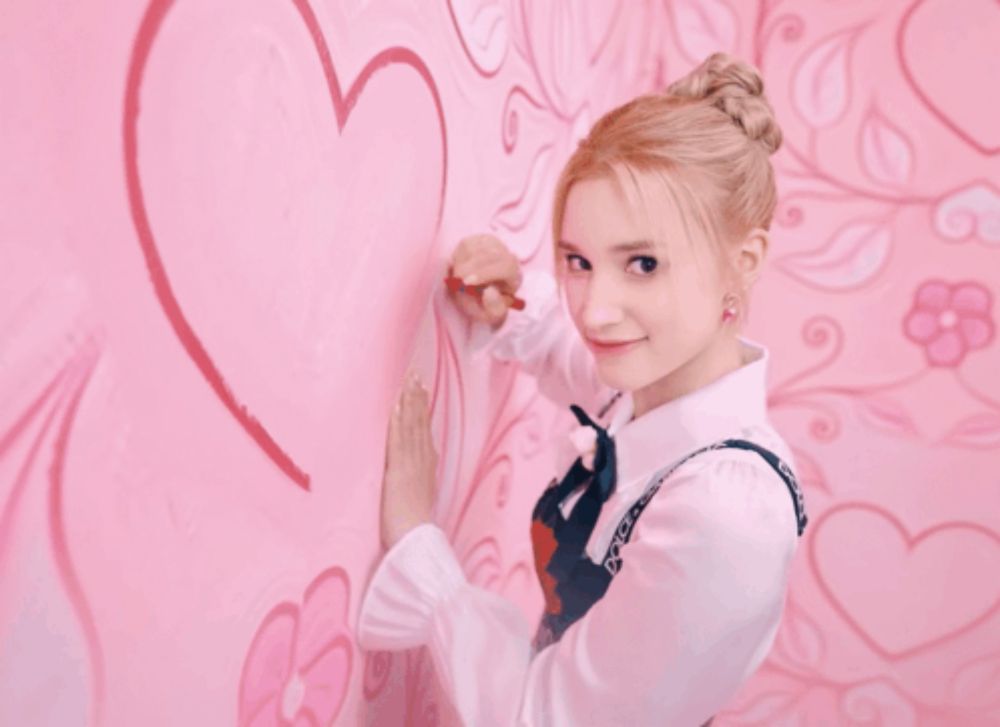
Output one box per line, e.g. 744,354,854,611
902,279,994,367
531,518,563,616
238,567,353,726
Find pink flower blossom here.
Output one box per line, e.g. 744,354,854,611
903,279,994,367
238,567,353,726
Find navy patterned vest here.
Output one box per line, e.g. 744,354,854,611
529,400,808,659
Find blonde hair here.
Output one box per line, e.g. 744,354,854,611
550,52,783,324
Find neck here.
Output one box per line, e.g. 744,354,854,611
630,332,745,420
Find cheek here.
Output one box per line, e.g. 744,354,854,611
560,279,584,311
644,290,715,340
640,290,677,333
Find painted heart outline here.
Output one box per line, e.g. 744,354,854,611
122,0,448,490
810,502,1000,661
897,0,1000,156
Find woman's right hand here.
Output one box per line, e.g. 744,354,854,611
447,234,523,330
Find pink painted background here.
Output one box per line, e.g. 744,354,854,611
2,0,998,724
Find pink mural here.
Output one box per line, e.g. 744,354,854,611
2,0,998,725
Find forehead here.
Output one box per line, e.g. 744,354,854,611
560,169,699,262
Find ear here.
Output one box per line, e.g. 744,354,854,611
733,227,768,288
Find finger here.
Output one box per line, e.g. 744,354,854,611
410,377,430,421
448,295,481,325
412,388,431,452
450,238,487,274
450,250,491,283
452,254,509,285
410,398,429,451
417,414,436,470
456,233,503,257
482,285,508,318
452,247,511,281
386,396,401,466
450,289,486,318
394,381,410,424
403,377,423,440
410,378,429,426
392,387,407,427
466,262,520,292
390,388,401,422
397,390,413,451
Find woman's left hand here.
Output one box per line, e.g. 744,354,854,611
380,371,440,551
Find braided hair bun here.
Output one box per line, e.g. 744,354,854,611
665,52,782,155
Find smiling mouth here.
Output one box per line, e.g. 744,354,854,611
586,336,646,353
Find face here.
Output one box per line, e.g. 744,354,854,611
556,171,733,398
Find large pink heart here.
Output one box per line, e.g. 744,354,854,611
123,0,448,490
811,503,1000,661
898,0,1000,155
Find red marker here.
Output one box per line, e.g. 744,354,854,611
444,275,526,310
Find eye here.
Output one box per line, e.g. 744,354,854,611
563,254,659,276
626,256,658,275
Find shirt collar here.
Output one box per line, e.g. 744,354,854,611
603,335,770,491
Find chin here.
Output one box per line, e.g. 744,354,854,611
594,362,650,389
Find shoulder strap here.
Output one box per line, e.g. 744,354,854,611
600,438,808,576
596,390,625,420
719,439,808,536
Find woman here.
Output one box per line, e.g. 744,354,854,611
357,52,808,727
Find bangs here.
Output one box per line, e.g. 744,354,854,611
605,162,724,274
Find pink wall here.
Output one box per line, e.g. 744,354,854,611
2,0,998,724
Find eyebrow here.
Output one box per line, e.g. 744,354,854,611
556,239,656,254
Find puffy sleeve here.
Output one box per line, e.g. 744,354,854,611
355,453,799,727
466,267,612,415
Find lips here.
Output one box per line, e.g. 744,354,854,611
586,336,645,354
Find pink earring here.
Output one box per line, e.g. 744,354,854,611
721,294,739,323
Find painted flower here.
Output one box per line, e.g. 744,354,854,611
903,279,994,367
238,567,353,726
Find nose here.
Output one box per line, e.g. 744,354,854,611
579,277,624,330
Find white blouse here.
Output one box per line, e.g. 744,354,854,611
356,268,801,726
